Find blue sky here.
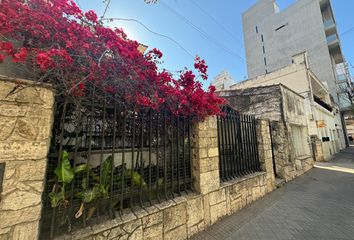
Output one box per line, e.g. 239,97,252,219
76,0,354,87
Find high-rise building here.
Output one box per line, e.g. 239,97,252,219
242,0,353,110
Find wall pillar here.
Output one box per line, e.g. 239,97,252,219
0,76,55,240
192,116,220,195
256,119,276,193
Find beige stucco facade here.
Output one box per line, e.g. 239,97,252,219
230,53,346,160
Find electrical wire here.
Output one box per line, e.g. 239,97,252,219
190,0,244,46
159,1,246,62
102,17,194,58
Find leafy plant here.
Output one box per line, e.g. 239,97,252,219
54,151,74,184
49,150,89,208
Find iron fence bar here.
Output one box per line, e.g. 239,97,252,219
244,115,251,175
233,112,242,177
247,116,254,173
268,121,276,173
248,115,256,172
99,97,107,185
176,116,181,195
109,102,117,218
120,110,126,212
233,111,240,177
139,113,144,206
49,98,68,239
148,111,152,205
83,86,96,227
68,101,82,232
223,111,229,180
232,112,238,177
247,116,254,174
219,114,227,181
226,110,234,179
245,115,252,172
156,113,160,202
241,115,248,175
164,114,168,200
224,111,232,180
254,117,261,171
188,117,192,190
230,110,237,179
248,116,255,172
130,112,136,207
182,117,187,193
170,117,174,198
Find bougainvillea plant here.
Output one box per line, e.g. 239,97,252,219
0,0,225,121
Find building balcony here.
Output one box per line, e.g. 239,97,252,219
314,95,333,112
336,73,348,83
327,34,339,45
323,18,336,34
327,34,344,64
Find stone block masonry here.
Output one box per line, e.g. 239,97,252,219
56,117,276,240
0,76,277,240
0,76,55,240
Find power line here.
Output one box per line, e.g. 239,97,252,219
101,0,111,19
340,26,354,36
102,17,194,58
189,0,244,46
159,1,246,63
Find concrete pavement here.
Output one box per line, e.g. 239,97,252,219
192,147,354,240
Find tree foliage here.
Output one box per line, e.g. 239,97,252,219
0,0,225,121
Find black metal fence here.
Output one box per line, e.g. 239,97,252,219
217,106,261,182
40,90,192,238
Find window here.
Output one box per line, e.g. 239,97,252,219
256,26,258,33
291,125,309,158
264,57,267,66
261,34,264,42
275,23,288,31
262,46,266,54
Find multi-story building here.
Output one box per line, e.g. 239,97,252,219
212,71,235,91
242,0,353,112
225,53,346,161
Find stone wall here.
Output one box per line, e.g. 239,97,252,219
270,121,314,182
0,79,277,240
0,76,55,240
56,117,276,240
217,85,283,122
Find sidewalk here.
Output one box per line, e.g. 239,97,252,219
192,147,354,240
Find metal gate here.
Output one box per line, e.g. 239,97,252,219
217,106,261,182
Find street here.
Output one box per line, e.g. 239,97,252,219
192,147,354,240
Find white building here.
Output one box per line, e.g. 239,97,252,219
229,53,346,160
212,71,235,91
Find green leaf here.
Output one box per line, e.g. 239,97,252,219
100,155,113,186
54,151,74,184
81,177,88,190
49,190,65,208
75,164,90,174
130,171,147,187
76,186,101,203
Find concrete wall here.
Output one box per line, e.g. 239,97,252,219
0,76,55,240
